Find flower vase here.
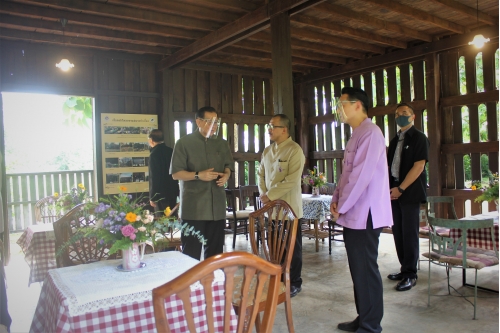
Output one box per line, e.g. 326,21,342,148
312,186,320,197
121,242,145,270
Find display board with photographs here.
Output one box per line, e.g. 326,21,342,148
101,114,156,194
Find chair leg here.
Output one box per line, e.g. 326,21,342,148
446,264,451,295
473,269,478,320
284,299,295,333
328,221,332,255
232,219,237,249
427,256,431,307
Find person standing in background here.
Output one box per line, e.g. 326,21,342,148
148,129,179,215
386,103,429,292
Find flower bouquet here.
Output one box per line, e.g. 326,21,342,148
302,167,327,196
474,172,499,204
53,183,89,215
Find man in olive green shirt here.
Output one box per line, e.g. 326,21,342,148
258,114,305,297
171,106,233,260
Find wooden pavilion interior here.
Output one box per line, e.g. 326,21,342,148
0,0,498,220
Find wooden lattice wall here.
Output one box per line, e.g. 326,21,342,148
163,69,274,189
302,43,499,218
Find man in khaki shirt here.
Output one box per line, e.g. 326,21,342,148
258,114,305,297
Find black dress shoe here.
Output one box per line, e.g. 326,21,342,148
395,277,417,291
337,316,359,332
290,286,302,297
387,272,404,281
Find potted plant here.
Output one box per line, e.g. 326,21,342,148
474,172,499,209
302,166,327,196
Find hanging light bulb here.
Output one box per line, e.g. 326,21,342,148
469,0,490,49
469,34,490,48
56,18,74,71
56,59,75,71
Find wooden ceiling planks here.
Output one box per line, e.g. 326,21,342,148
0,0,497,74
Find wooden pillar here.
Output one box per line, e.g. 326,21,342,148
270,11,295,139
161,69,176,148
298,83,309,167
425,53,441,197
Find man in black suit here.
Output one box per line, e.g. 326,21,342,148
148,129,179,215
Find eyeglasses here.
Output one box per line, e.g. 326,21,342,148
266,124,285,130
197,118,219,122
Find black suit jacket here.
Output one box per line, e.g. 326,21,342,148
149,144,179,208
387,126,429,204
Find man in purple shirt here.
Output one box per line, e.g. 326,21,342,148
330,87,393,333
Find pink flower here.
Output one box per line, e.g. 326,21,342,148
121,224,136,238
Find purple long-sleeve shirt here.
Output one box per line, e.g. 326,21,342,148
332,118,393,230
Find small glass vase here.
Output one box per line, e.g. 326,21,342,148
311,186,320,197
121,242,145,270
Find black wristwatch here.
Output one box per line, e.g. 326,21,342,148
397,186,405,194
194,171,199,180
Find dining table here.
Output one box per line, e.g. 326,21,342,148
16,223,56,286
30,251,237,333
449,211,499,251
301,194,332,252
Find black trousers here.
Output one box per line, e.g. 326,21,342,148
343,212,383,333
290,223,302,288
181,219,225,260
391,200,420,279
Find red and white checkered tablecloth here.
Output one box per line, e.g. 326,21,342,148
16,224,57,285
449,212,499,251
29,253,237,333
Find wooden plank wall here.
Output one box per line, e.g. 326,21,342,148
163,69,273,189
304,43,499,218
0,40,162,198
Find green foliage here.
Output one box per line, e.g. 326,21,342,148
475,172,499,203
63,96,93,128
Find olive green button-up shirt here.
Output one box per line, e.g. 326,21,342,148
170,130,234,221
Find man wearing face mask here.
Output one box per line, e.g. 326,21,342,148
171,106,233,260
386,103,429,292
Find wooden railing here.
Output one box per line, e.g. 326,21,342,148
6,170,94,232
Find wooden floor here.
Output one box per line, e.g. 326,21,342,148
5,231,499,333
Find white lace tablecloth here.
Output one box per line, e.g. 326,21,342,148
50,251,222,316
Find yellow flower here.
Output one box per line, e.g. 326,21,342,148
164,207,172,217
78,183,85,189
126,212,137,222
471,185,477,190
119,186,127,192
54,192,59,198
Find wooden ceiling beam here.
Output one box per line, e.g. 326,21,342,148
158,0,325,70
427,0,497,26
361,0,466,34
314,2,432,42
15,0,222,31
0,14,191,48
180,0,258,12
246,30,365,59
292,14,407,49
0,1,205,39
105,0,241,23
0,27,173,54
233,39,346,64
298,25,499,85
221,46,331,68
291,26,385,54
180,62,272,78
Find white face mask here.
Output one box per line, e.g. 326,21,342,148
198,117,221,139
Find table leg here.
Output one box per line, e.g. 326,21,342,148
314,219,319,252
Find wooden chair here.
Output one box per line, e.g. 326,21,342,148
153,251,282,333
239,185,259,211
319,182,336,195
34,195,60,224
53,203,112,268
242,199,298,333
422,214,498,319
225,189,251,249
